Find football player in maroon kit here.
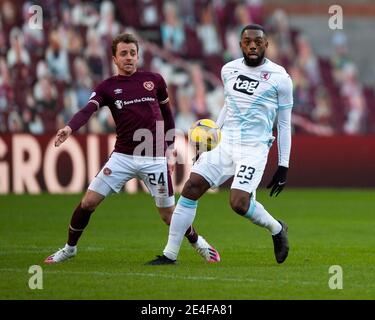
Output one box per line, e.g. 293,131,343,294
45,33,220,264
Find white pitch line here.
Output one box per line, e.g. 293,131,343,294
0,246,132,253
0,245,108,250
0,267,315,285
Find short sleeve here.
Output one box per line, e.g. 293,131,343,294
278,73,293,109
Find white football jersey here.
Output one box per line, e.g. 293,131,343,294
221,58,293,145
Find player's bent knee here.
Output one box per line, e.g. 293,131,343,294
80,199,98,211
230,198,249,216
182,176,209,200
156,196,174,225
157,206,173,225
81,191,104,211
161,215,171,225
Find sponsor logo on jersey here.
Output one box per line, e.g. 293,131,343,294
233,75,259,95
114,100,123,109
143,81,155,91
122,97,156,106
114,88,123,94
103,167,112,176
260,71,271,80
113,97,156,109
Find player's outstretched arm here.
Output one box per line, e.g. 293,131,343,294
55,101,98,147
55,126,72,147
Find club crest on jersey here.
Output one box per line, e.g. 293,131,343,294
114,100,123,109
260,71,271,81
114,88,122,94
157,185,167,195
233,75,259,95
143,81,154,91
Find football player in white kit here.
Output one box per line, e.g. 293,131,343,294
148,24,293,265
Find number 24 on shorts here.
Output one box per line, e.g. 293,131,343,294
148,172,166,185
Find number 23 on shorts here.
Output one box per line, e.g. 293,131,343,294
236,165,256,185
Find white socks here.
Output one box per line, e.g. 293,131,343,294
162,196,281,260
245,200,282,235
163,196,197,260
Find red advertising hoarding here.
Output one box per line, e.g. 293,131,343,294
0,134,374,194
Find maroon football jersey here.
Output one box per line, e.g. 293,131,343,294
88,71,170,156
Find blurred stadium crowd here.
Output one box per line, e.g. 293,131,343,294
0,0,374,136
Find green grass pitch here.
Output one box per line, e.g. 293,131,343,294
1,189,375,300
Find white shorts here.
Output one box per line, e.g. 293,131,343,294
88,152,174,208
191,140,270,196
